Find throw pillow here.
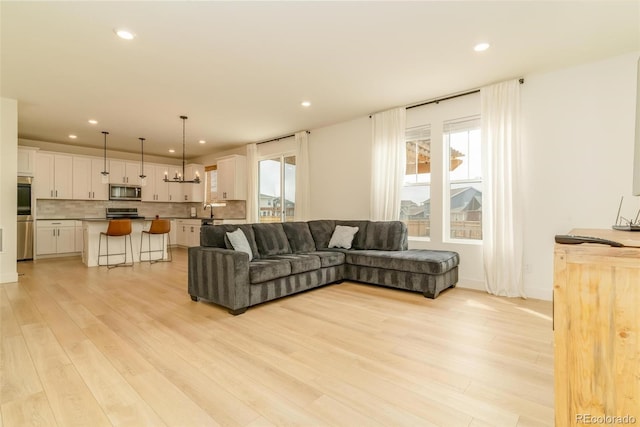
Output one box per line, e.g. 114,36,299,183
328,225,359,249
226,228,253,261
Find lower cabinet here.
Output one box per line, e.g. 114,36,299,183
176,219,201,247
36,220,77,256
168,219,177,246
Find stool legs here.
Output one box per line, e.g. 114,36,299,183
139,231,172,263
98,233,133,268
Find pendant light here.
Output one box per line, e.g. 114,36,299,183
164,115,201,183
100,131,110,184
138,137,147,186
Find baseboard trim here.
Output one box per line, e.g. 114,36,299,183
456,279,552,301
456,278,485,292
0,272,18,284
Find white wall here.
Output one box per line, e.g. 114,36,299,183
193,146,246,167
189,52,640,302
521,51,639,300
1,98,18,284
308,117,371,220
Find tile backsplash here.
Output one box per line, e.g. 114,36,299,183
36,199,246,220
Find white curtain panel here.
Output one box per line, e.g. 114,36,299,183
481,79,525,298
371,107,406,221
246,143,259,223
294,131,311,221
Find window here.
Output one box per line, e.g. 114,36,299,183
400,125,431,238
444,116,482,240
258,155,296,223
204,165,217,203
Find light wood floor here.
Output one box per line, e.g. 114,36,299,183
2,248,554,426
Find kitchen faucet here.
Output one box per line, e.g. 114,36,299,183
203,203,215,219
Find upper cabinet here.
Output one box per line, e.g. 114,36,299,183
184,163,205,202
142,164,170,202
31,148,203,204
17,147,38,176
216,155,246,200
34,152,73,199
109,160,141,185
72,156,108,200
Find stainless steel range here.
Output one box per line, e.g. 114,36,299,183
105,207,145,220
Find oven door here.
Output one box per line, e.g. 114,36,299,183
17,177,32,216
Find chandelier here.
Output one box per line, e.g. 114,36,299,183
164,115,200,184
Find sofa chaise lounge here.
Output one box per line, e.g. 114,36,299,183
188,220,459,315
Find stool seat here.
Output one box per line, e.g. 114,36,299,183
140,219,172,263
98,219,133,268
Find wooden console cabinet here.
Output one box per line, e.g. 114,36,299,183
554,229,639,426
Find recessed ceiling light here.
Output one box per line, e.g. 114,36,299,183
199,140,206,144
301,101,311,107
88,119,98,125
168,149,175,153
68,134,77,139
114,28,136,40
474,42,490,52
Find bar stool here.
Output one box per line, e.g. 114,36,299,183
140,219,172,263
98,219,133,268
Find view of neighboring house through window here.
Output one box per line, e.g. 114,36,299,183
400,125,431,238
444,116,482,240
259,155,296,222
204,165,217,203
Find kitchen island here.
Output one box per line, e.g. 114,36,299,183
82,219,169,267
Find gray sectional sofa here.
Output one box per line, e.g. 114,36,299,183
188,220,459,315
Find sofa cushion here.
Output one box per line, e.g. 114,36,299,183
226,228,254,261
308,251,346,268
249,258,292,284
252,223,292,257
201,224,261,259
269,254,322,274
282,222,316,253
364,221,408,251
307,220,336,250
335,220,369,249
328,225,359,249
345,249,459,275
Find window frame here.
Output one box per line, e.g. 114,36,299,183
257,151,296,223
401,125,432,241
204,164,217,203
442,116,483,244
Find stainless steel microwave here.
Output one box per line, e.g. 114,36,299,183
109,184,142,201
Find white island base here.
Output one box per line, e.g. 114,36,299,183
82,220,169,267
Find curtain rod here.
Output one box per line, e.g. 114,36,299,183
370,78,525,117
256,130,310,145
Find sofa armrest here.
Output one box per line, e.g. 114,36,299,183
188,246,250,313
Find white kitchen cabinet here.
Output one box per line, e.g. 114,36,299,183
142,164,170,202
75,221,83,253
168,182,183,203
216,155,246,200
169,219,177,246
176,219,201,247
72,156,108,200
36,220,76,256
109,160,141,185
34,152,73,199
18,147,38,176
183,163,205,202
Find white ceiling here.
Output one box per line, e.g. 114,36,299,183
1,1,638,159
